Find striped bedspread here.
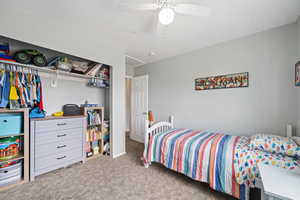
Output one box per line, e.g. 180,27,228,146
143,128,248,199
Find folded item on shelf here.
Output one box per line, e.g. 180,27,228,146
85,64,102,77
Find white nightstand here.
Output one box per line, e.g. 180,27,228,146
258,163,300,200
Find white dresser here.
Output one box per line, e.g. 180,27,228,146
30,116,86,181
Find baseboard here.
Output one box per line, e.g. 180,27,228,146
112,151,127,159
130,134,144,143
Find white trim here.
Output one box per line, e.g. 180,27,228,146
130,134,144,143
112,151,127,159
125,54,145,65
125,75,133,79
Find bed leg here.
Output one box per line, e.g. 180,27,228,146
141,157,150,168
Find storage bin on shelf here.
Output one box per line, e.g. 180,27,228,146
0,136,21,160
0,113,23,136
0,160,22,187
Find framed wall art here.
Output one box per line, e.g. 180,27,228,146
195,72,249,91
295,61,300,86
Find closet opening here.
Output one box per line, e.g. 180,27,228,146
0,35,112,187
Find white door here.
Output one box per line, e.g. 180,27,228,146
131,75,148,143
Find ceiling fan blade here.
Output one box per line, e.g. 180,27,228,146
174,4,211,16
119,3,159,11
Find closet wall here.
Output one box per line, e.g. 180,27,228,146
0,36,106,114
42,78,105,114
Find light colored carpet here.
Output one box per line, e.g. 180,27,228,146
0,138,235,200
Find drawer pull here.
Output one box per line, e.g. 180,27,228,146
57,123,67,126
57,145,66,149
56,156,66,160
57,134,67,137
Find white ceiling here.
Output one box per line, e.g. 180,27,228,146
1,0,300,67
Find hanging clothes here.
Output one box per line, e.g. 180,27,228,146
0,64,45,111
36,75,44,111
31,74,37,103
9,72,19,100
23,74,30,106
0,70,4,101
9,72,20,109
27,73,33,106
0,72,10,108
16,72,26,107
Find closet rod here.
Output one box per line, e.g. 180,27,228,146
0,60,104,80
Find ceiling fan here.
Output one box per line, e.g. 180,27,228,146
120,0,211,26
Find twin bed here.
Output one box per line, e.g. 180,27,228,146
142,116,300,200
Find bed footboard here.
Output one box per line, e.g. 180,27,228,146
143,116,174,167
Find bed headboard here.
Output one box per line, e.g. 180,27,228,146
144,116,174,147
145,116,174,137
143,116,174,167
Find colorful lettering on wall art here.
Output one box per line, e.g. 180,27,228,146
195,72,249,91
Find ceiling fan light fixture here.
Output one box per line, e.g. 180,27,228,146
159,7,175,25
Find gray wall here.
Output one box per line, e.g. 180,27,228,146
41,78,105,114
126,65,135,76
297,18,300,136
135,23,298,136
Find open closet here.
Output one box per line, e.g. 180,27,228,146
0,36,112,189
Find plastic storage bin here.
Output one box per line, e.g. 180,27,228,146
0,113,23,136
0,161,22,186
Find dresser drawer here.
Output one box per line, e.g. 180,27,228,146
35,148,82,171
35,138,83,158
35,128,83,145
34,156,82,177
35,118,84,133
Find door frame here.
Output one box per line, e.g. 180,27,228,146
125,76,132,133
130,75,148,143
